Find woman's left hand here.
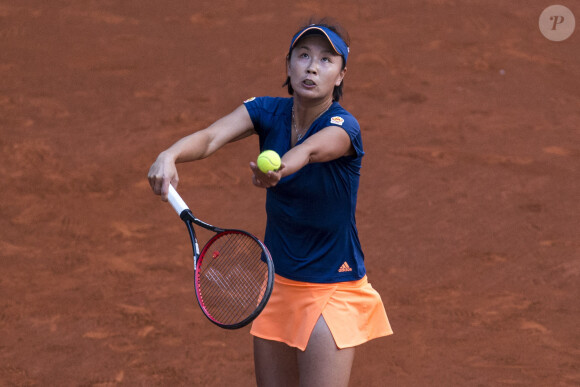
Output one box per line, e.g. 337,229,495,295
250,162,285,188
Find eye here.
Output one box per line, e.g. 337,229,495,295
299,52,309,59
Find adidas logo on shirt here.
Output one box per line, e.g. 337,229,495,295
338,262,352,272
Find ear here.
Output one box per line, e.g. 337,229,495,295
286,55,291,77
336,67,347,86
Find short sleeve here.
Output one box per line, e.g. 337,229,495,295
243,97,265,136
324,113,364,158
243,96,291,140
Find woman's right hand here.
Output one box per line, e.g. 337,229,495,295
147,151,178,201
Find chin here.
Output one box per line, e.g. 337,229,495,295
294,87,324,100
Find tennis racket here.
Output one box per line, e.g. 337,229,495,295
167,185,274,329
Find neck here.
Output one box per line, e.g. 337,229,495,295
292,98,333,129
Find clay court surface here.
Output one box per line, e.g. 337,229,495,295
1,1,579,385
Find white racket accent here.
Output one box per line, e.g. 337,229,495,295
167,185,189,215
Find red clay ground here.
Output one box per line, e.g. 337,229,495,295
1,1,579,386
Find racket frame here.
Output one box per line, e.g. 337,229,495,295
167,185,274,329
195,229,274,329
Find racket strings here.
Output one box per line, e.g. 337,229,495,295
197,232,269,325
201,240,266,323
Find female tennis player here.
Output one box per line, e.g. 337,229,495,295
148,18,392,387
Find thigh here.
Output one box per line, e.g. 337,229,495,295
297,316,355,387
254,337,299,387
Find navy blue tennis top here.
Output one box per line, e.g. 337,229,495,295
244,96,366,283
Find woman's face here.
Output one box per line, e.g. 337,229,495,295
287,35,346,101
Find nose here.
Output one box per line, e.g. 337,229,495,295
306,59,318,75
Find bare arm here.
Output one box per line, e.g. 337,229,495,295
250,126,354,188
148,104,254,199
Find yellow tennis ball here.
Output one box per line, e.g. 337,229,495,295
257,150,281,173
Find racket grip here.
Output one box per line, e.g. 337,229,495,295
167,185,189,215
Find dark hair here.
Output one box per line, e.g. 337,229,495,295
283,18,350,102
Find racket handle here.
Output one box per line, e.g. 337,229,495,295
167,185,189,215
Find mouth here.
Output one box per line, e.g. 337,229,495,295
302,79,317,87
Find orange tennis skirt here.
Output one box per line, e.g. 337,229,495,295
250,274,393,351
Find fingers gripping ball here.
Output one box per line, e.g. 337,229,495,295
257,150,281,173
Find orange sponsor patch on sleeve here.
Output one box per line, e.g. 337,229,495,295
330,116,344,125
